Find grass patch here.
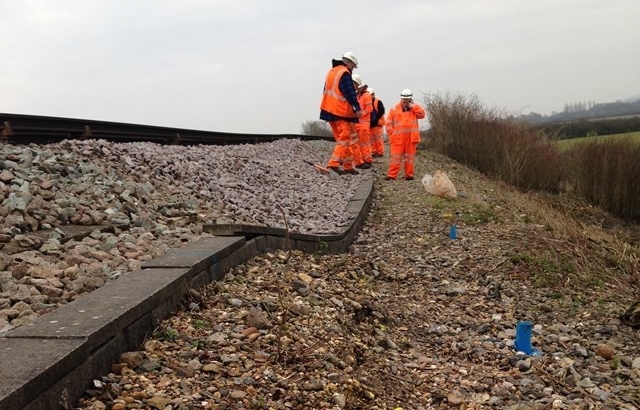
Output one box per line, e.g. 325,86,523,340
192,319,210,329
425,196,498,226
154,325,179,342
426,196,457,211
584,274,604,287
509,252,577,288
556,131,640,151
510,253,533,265
463,203,498,225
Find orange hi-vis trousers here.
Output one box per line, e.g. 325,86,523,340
370,125,384,156
355,123,372,164
387,135,417,179
327,120,357,171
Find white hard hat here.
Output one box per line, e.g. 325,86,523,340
400,89,413,99
367,87,374,94
342,51,358,68
351,74,363,86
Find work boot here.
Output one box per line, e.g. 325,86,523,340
385,176,395,181
344,169,359,175
361,162,372,169
405,175,414,181
327,166,344,175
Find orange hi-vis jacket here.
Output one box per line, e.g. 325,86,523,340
386,102,426,144
320,66,358,119
357,90,373,124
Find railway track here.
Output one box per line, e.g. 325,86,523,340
0,113,330,145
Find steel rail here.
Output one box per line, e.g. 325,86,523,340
1,113,331,145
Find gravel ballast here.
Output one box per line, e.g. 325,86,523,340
2,139,640,409
0,139,363,334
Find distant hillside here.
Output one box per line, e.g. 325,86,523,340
517,95,640,124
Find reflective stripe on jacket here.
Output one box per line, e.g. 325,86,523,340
385,102,426,144
320,65,358,118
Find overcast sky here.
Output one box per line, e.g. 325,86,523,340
1,1,638,134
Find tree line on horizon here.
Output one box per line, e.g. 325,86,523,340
516,96,640,125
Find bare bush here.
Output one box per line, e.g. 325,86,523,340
424,92,566,193
569,138,640,220
300,120,332,138
423,93,492,160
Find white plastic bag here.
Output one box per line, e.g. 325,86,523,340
422,170,457,199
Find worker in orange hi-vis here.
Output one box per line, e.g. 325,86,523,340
385,89,426,181
319,51,363,175
351,74,373,169
367,87,386,158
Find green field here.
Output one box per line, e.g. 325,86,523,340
555,131,640,151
